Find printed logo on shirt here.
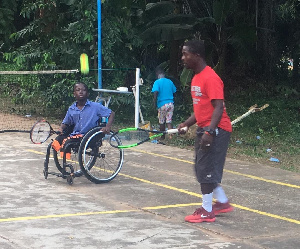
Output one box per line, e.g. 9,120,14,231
192,98,200,105
192,85,202,105
191,86,202,97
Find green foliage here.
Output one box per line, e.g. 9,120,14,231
0,0,17,51
275,0,300,87
226,85,300,172
135,1,200,45
0,61,85,117
2,0,142,113
1,0,300,139
213,0,235,26
180,68,193,89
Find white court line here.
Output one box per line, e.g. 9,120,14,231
0,158,42,162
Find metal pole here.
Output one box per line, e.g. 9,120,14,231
135,68,140,128
97,0,102,89
255,0,258,51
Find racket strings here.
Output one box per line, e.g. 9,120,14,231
31,122,51,143
111,130,149,147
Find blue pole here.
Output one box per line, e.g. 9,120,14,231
97,0,102,89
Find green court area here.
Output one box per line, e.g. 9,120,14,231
0,132,299,249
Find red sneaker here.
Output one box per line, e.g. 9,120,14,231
213,201,234,215
185,208,216,223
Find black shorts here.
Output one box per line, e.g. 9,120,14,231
194,127,231,184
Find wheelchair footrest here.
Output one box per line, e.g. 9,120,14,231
47,171,82,178
48,172,65,178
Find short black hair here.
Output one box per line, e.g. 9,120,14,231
184,40,205,58
73,82,88,91
155,67,165,76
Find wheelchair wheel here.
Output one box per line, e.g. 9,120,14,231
78,127,124,183
53,146,82,177
53,149,64,173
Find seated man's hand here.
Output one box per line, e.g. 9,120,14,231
101,126,111,134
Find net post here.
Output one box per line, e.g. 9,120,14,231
97,0,102,89
135,68,140,128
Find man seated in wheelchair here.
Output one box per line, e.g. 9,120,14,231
52,82,115,159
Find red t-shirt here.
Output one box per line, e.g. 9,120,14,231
191,66,232,132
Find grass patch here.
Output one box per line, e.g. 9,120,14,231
161,87,300,173
226,88,300,172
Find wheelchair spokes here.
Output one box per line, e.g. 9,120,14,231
79,129,124,184
43,127,124,185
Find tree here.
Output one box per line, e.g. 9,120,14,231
184,0,257,84
276,0,300,89
2,0,298,120
0,0,18,53
134,1,208,78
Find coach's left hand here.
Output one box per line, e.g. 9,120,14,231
200,133,213,150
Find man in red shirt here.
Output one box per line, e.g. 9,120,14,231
178,40,234,223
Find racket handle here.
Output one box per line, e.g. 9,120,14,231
166,127,188,134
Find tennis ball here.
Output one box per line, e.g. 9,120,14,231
80,53,89,74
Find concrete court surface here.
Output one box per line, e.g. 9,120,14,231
0,132,299,249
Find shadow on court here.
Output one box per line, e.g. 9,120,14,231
0,133,299,249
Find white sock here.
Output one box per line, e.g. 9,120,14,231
202,193,213,212
213,185,228,203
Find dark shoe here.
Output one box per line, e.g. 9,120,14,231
73,170,83,177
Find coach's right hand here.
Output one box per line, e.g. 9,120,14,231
177,123,188,134
177,114,197,134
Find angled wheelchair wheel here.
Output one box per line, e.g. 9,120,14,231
78,127,124,184
53,145,82,177
53,149,64,173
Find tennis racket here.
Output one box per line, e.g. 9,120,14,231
231,104,269,125
109,127,188,149
30,120,59,144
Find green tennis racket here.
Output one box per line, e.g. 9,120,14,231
109,127,187,149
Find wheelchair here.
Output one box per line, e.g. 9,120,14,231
43,125,124,185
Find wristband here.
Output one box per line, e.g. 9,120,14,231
203,128,215,136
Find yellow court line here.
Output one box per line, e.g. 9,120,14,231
0,203,203,223
232,203,300,225
27,149,78,164
118,172,203,198
1,201,299,225
27,149,45,155
0,210,138,223
130,148,300,189
142,203,202,210
28,148,300,189
225,169,300,188
118,172,300,225
25,149,300,225
0,203,204,223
